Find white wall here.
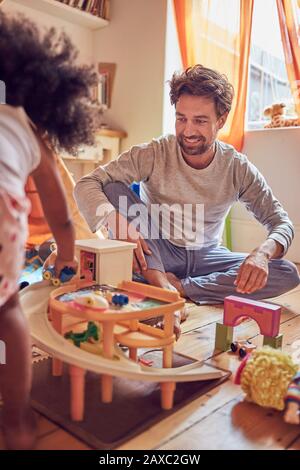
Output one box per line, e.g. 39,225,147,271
3,0,94,63
231,127,300,262
3,0,169,152
93,0,168,151
163,0,182,136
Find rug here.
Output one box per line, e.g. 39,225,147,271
30,350,230,449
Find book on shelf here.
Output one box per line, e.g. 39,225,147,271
55,0,110,20
98,63,116,109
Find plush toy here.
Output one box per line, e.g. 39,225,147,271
264,102,300,128
235,347,300,424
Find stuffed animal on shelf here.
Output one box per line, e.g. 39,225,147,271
235,347,300,424
264,102,300,128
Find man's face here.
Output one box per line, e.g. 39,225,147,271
175,94,227,157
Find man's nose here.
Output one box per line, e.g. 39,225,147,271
182,121,197,136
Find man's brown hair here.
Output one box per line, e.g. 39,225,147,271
169,65,234,118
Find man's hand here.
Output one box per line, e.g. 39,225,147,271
234,239,284,294
234,250,269,294
107,211,152,274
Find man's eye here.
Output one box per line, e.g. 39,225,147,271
176,117,186,122
195,120,206,125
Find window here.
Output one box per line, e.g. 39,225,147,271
247,0,295,129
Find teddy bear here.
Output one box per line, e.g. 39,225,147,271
264,102,300,128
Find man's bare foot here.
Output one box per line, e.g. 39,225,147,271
138,269,188,338
2,406,37,450
166,272,186,297
155,306,188,340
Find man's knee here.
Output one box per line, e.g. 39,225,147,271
280,259,300,290
103,181,139,208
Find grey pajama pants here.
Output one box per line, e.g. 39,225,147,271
104,182,300,304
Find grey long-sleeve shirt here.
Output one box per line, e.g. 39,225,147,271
74,134,294,254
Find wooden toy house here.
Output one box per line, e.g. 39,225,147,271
75,239,136,286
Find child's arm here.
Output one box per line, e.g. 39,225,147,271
31,135,76,273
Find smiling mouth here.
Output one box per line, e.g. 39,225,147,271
183,138,203,144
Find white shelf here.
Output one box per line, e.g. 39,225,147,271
11,0,109,30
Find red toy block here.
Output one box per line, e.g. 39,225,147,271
223,296,281,337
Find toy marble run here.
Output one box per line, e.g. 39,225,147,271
20,239,227,422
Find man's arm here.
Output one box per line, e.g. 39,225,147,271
237,157,294,256
234,157,294,294
74,142,156,233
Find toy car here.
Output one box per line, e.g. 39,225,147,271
111,294,129,306
42,265,76,286
230,340,256,358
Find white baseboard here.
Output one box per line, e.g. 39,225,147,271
231,218,300,263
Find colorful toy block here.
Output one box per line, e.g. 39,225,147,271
263,333,283,349
215,323,233,351
215,296,283,351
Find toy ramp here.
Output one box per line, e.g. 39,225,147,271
20,282,226,382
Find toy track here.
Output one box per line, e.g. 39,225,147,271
20,282,226,383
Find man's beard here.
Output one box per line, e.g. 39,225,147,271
177,134,211,156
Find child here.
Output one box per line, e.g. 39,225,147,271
0,11,100,449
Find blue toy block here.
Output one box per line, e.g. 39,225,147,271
112,294,129,306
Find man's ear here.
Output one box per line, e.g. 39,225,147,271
217,112,229,130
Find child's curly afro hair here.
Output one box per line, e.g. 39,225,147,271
0,11,101,153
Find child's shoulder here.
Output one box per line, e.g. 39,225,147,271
0,104,40,170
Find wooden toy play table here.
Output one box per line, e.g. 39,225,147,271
49,280,185,420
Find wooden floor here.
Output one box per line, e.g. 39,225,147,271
1,275,300,450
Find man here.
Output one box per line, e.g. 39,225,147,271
75,65,299,328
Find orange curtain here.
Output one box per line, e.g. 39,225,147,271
277,0,300,115
173,0,254,151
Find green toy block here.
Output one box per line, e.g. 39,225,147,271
263,333,283,349
215,323,233,351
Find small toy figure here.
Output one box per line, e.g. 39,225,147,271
235,347,300,424
65,321,99,347
284,372,300,425
264,102,300,128
230,340,256,358
42,265,76,286
111,294,129,307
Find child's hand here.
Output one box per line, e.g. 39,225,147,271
43,250,78,279
54,256,78,280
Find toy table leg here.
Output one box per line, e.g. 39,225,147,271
160,382,176,410
69,365,86,421
129,348,137,361
101,321,115,403
162,312,174,368
129,319,139,362
160,312,176,409
51,308,63,376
